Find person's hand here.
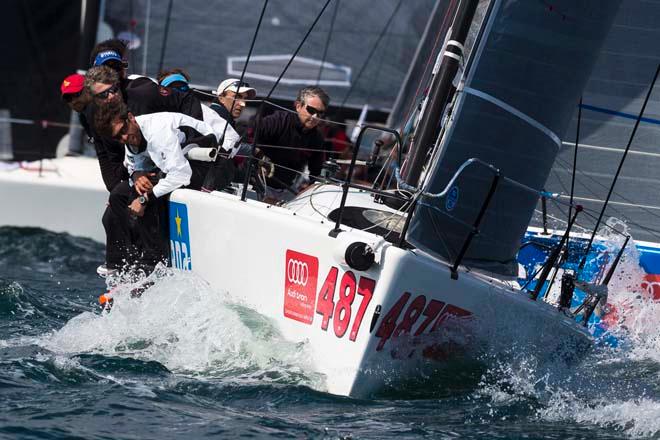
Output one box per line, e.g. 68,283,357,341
258,155,275,178
134,173,155,195
128,198,145,217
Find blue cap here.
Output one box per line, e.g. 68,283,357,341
93,50,123,67
160,73,189,87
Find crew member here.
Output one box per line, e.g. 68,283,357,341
84,64,210,273
157,68,191,93
61,73,93,140
211,78,256,129
255,86,329,202
93,99,228,269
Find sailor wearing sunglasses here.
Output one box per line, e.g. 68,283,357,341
254,86,330,202
92,98,230,269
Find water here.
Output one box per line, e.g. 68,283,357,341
2,227,660,439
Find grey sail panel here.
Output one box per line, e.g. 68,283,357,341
406,0,622,276
537,0,660,243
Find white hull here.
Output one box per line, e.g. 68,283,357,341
0,157,592,397
0,157,107,242
171,186,591,397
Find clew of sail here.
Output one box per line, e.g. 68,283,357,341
406,0,622,276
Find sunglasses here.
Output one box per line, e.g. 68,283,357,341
305,104,325,118
62,91,82,103
94,84,120,100
104,59,129,71
174,84,189,92
222,80,250,93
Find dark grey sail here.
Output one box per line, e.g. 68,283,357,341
539,0,660,244
406,0,622,276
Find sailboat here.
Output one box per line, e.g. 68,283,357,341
1,0,651,398
153,0,625,397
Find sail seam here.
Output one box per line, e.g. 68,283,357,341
463,86,561,148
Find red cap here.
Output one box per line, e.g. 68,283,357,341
60,73,85,96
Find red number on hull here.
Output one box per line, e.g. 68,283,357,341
316,266,338,331
393,295,426,338
334,271,357,337
350,277,375,341
310,264,376,342
374,292,472,352
414,299,445,336
375,292,411,351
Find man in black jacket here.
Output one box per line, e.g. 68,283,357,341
255,86,329,202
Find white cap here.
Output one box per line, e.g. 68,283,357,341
215,78,256,98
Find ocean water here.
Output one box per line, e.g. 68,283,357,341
1,226,660,439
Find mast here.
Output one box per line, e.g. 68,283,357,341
387,0,447,129
400,0,479,188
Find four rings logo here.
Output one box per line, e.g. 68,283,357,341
284,250,319,325
287,259,309,286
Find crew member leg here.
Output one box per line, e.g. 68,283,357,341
106,181,135,268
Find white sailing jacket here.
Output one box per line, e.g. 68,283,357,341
126,112,217,198
201,103,241,152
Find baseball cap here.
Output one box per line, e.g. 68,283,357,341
215,78,256,98
60,73,85,96
93,50,125,67
160,73,189,91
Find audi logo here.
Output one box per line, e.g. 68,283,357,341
287,259,309,286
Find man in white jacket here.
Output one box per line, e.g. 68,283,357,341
93,99,228,269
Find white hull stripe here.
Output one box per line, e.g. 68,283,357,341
463,86,562,148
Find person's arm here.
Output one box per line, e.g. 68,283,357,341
254,112,282,146
150,133,192,198
94,138,129,191
138,115,192,198
200,105,241,151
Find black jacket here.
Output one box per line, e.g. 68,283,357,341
124,78,203,120
255,111,325,189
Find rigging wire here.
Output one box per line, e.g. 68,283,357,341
317,0,340,85
242,0,332,200
338,0,404,109
157,0,174,72
568,96,581,223
265,0,332,99
578,63,660,270
202,0,269,191
551,148,660,241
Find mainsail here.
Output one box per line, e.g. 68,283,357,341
406,0,622,276
540,0,660,244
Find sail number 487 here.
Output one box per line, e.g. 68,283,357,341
316,267,376,342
